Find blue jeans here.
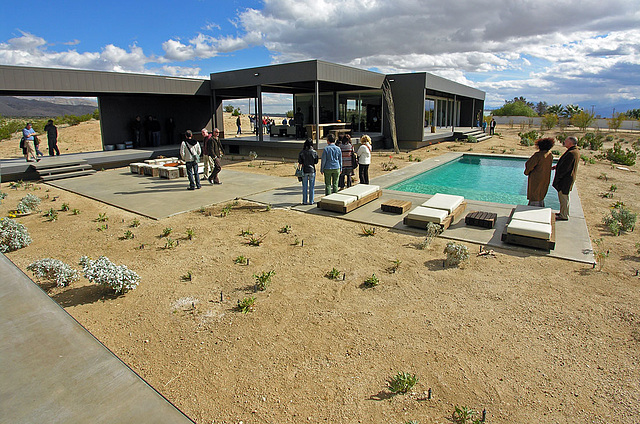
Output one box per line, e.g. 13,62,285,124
186,161,201,189
302,172,315,204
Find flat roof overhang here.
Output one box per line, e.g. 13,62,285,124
389,72,485,101
0,65,210,97
210,60,385,99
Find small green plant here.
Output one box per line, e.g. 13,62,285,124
43,208,58,222
389,259,402,273
265,204,272,211
185,228,195,240
27,258,79,287
381,156,398,171
96,212,108,222
581,154,595,164
388,371,418,394
592,238,609,271
609,184,617,192
237,296,256,314
71,208,81,215
60,202,70,211
293,237,300,246
131,218,140,227
164,238,176,249
444,242,470,267
598,173,608,181
603,202,636,235
326,267,341,280
278,225,292,234
247,233,267,246
361,226,376,236
97,224,108,232
240,228,253,236
234,255,248,265
220,204,233,217
363,273,380,288
452,405,482,424
122,230,135,240
162,227,173,237
254,270,275,291
181,270,193,281
518,129,540,146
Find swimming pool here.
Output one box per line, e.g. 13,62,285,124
388,155,560,209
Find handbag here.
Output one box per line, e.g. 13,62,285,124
19,137,25,149
294,167,304,178
352,153,359,169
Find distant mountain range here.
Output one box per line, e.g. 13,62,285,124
0,96,98,118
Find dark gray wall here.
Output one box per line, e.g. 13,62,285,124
98,95,212,147
389,74,428,143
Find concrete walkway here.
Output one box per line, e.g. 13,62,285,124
0,254,194,423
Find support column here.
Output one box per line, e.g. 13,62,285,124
257,85,263,142
314,80,320,148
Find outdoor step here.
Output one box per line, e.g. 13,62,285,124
476,135,492,142
41,169,96,182
32,160,87,170
37,164,93,176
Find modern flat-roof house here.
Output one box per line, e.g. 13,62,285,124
0,61,485,155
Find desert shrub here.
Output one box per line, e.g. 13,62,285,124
581,154,595,165
444,242,469,267
452,405,481,424
27,258,79,287
388,372,418,394
606,135,614,142
254,270,275,291
592,238,609,271
518,130,540,146
418,222,443,249
606,142,636,166
79,256,140,294
572,111,595,130
0,217,32,252
237,296,256,313
603,202,636,235
16,193,41,213
466,135,478,143
363,273,380,288
326,267,341,280
580,132,604,150
541,113,558,130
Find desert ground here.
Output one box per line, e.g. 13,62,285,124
1,116,640,423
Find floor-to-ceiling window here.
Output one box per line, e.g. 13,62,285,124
424,98,435,127
337,90,383,134
429,97,461,127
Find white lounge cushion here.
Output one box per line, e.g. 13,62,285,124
512,205,552,224
421,193,464,213
340,184,380,200
507,218,552,239
320,193,358,207
406,206,449,224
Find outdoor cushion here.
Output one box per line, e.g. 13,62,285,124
319,193,358,207
512,205,552,224
506,218,552,239
406,206,449,224
421,193,464,213
340,184,380,200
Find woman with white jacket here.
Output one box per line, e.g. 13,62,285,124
356,134,372,184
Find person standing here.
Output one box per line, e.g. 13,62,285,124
22,122,39,162
201,129,214,182
294,107,304,139
298,138,319,205
552,136,580,221
320,134,341,195
131,115,142,147
208,128,224,184
150,116,162,147
524,137,554,207
236,115,242,134
44,120,60,156
489,118,496,135
482,120,487,133
357,134,372,185
338,134,354,189
166,117,176,145
180,130,201,190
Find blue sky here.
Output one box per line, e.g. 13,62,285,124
1,0,639,117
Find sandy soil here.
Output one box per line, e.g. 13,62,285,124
2,119,640,423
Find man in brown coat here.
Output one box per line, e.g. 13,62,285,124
524,137,554,207
552,136,580,221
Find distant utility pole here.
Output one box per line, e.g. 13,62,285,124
591,105,595,115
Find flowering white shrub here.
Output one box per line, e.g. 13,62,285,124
443,241,469,267
16,193,41,213
27,258,79,287
79,255,140,294
0,217,32,252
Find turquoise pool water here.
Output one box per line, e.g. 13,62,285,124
388,155,560,209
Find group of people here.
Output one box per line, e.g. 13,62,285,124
131,115,176,148
525,136,579,221
179,128,224,190
21,120,60,162
297,133,373,204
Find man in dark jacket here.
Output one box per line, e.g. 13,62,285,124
44,119,60,156
208,128,224,184
552,136,579,221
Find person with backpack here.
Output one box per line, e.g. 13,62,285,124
180,130,201,190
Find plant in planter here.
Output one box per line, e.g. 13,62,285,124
388,371,418,394
79,255,140,294
27,258,79,287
